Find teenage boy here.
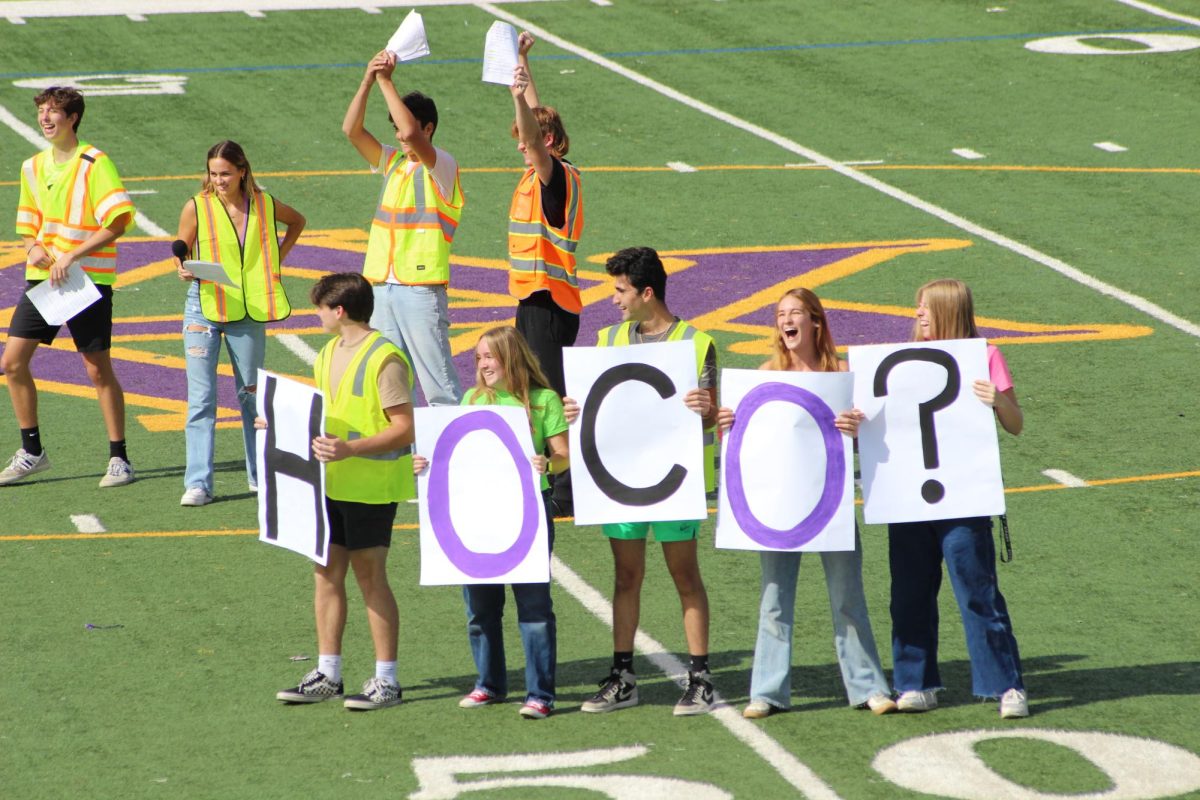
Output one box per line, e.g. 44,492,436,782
506,32,584,515
342,49,465,406
2,86,136,487
275,273,415,711
564,247,719,716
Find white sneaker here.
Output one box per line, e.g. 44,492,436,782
98,457,134,488
180,487,213,506
896,689,938,713
0,448,51,485
863,691,898,715
999,688,1029,719
248,480,258,494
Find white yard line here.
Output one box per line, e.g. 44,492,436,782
0,0,560,21
1113,0,1200,27
1094,141,1128,153
70,514,107,533
952,148,985,160
666,161,698,173
550,555,844,800
1042,468,1089,488
476,2,1200,340
275,333,321,364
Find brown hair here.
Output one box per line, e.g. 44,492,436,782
912,279,980,342
34,86,85,131
471,326,555,420
201,140,260,198
511,106,569,157
767,288,842,373
309,273,374,322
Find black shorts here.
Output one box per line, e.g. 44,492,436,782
8,281,114,353
326,497,398,551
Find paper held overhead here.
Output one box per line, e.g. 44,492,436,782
386,10,431,63
482,20,519,85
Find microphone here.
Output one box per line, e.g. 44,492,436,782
171,239,189,261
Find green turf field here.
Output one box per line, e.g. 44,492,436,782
2,1,1199,798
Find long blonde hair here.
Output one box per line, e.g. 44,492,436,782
201,139,260,199
912,279,980,342
470,326,555,419
767,288,842,372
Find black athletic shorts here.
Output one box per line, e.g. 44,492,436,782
326,497,398,551
8,281,114,353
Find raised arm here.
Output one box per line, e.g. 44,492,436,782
517,31,542,108
376,54,438,170
342,52,388,167
512,65,554,185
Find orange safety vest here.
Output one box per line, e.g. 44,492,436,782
507,159,584,314
362,156,464,285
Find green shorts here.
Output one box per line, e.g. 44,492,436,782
602,520,700,543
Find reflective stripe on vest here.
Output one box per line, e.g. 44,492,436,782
316,332,416,503
362,159,464,285
507,161,584,313
193,191,291,323
595,320,718,493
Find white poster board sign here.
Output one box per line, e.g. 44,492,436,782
563,340,706,525
415,405,549,586
716,368,855,552
849,339,1004,524
256,370,330,565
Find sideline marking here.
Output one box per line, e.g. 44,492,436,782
476,2,1200,340
550,555,843,800
0,0,562,21
952,148,985,160
1095,141,1128,152
1116,0,1200,28
70,514,107,533
1041,468,1089,488
0,102,169,237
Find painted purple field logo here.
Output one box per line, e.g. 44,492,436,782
0,233,1152,429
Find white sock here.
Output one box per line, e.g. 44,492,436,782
318,654,342,683
376,660,397,683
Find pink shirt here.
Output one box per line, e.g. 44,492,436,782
987,344,1013,393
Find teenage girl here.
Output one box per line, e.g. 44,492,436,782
888,278,1027,719
719,288,896,718
414,326,569,720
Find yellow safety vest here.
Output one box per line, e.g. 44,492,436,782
315,331,416,503
362,155,464,285
596,320,718,493
508,160,584,313
17,144,134,285
192,191,291,322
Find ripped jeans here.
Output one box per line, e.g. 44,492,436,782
182,284,265,494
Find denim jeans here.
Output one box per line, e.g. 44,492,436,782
749,528,891,708
370,283,462,406
182,284,265,493
888,516,1023,699
461,497,556,704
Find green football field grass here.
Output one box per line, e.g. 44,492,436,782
2,1,1199,798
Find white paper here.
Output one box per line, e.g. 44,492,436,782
564,341,707,525
415,405,549,585
481,21,519,85
386,10,430,63
850,339,1004,524
715,369,855,552
256,370,330,566
26,266,101,326
183,259,238,287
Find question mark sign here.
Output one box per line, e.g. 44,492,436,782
873,348,960,504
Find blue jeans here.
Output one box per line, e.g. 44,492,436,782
462,498,556,704
888,516,1023,699
749,528,890,708
370,283,462,406
182,285,265,493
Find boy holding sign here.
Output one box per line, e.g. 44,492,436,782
275,273,415,711
565,247,719,716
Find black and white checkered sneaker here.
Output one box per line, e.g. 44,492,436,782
344,677,402,711
276,669,344,704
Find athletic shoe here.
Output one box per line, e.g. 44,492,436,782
276,669,344,704
344,676,402,710
180,487,213,507
580,668,638,713
896,689,938,713
518,699,553,719
673,670,715,717
458,688,505,708
743,699,780,719
862,692,898,715
0,448,50,485
98,457,135,488
999,688,1029,719
248,481,258,494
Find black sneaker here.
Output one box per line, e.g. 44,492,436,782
276,669,344,704
344,676,402,711
580,668,638,713
673,670,714,716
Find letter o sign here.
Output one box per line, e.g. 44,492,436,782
725,382,845,548
427,409,540,579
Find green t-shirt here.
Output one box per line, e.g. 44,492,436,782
462,385,568,491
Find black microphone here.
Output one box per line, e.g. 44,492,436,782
171,239,189,261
